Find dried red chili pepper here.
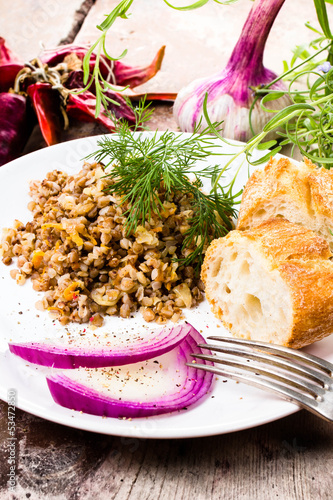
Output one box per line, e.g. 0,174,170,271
0,37,24,92
66,91,116,131
0,39,168,160
112,46,166,88
26,83,63,146
0,93,32,166
65,70,136,124
40,43,166,89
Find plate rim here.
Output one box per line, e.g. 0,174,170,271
0,132,314,438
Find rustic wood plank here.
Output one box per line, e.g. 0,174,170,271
1,399,332,500
1,2,333,499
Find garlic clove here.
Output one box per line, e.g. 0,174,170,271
173,0,292,142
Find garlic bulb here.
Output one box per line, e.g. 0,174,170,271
174,0,292,142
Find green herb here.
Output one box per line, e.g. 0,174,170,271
87,101,238,269
197,0,333,173
200,93,315,190
79,0,333,169
79,0,237,118
80,0,135,118
163,0,238,10
245,0,333,168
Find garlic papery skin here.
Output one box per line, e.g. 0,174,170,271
174,0,292,142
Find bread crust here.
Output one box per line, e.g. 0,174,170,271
241,218,331,263
237,157,311,229
279,260,333,348
236,157,333,249
201,219,333,348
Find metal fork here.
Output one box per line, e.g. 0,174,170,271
188,336,333,422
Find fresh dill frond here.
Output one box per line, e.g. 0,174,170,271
179,189,234,269
88,116,238,269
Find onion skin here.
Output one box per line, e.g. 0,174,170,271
174,0,291,141
0,39,32,165
46,326,214,418
0,93,32,166
0,37,24,93
8,322,194,369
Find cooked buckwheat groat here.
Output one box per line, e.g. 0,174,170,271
0,162,205,326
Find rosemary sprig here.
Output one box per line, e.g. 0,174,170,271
80,0,134,118
245,0,333,168
163,0,238,10
80,0,231,118
87,103,238,269
200,91,315,191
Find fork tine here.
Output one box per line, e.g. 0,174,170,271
191,352,326,398
189,336,333,421
187,359,329,420
197,343,332,388
206,336,333,376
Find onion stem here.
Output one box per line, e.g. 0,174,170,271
227,0,285,72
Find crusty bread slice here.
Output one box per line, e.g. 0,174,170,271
201,218,333,348
237,157,333,250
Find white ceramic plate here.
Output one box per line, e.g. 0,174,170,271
0,134,331,439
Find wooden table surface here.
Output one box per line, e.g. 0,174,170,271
1,1,333,498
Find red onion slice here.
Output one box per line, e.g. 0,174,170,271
8,322,193,369
46,327,214,418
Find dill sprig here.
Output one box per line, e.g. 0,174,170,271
88,103,238,269
179,188,234,267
